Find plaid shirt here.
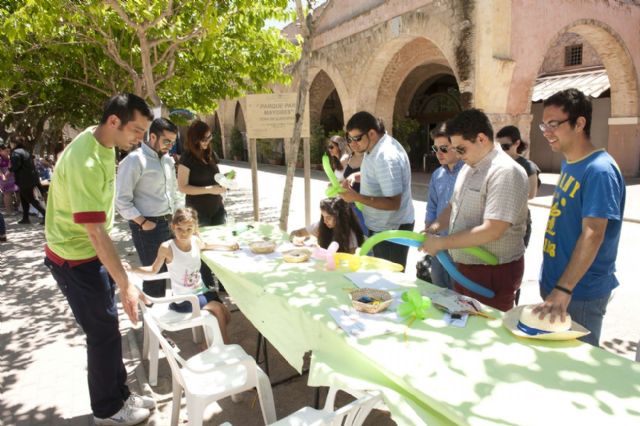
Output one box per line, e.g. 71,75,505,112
449,144,528,264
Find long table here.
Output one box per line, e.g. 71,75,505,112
200,223,640,426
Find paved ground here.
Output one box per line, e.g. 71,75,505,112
1,160,638,425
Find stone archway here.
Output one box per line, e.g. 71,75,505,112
508,16,639,175
308,69,344,134
233,102,247,160
356,35,458,135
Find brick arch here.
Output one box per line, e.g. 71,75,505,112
308,54,350,126
508,19,638,118
393,63,456,121
234,101,246,133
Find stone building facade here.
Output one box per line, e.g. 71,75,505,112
210,0,640,176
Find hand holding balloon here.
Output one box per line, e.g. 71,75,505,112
322,154,345,198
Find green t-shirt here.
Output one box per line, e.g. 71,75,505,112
45,127,116,260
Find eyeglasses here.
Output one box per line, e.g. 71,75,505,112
500,143,512,151
161,138,175,146
431,145,449,154
346,133,367,143
538,118,570,133
327,144,337,151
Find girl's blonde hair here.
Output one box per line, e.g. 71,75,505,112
172,207,199,229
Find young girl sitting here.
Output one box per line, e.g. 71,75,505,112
290,198,364,254
128,207,238,343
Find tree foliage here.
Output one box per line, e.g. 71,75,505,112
0,0,299,147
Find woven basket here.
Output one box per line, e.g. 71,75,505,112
249,240,276,254
350,288,392,314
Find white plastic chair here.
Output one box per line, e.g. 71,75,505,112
220,387,381,426
144,312,277,426
129,272,211,386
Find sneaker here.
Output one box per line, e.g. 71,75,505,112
17,219,31,224
125,393,156,410
0,235,6,242
93,404,150,425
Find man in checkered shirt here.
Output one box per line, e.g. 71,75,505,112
420,109,529,311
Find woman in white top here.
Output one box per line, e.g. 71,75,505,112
128,207,238,343
290,198,364,254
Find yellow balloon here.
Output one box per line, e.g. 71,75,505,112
334,253,403,272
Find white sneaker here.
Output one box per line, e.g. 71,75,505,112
93,403,150,425
126,393,156,410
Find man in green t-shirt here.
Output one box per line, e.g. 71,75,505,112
44,94,156,426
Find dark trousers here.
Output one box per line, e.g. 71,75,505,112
0,211,5,235
129,219,171,297
194,206,227,290
44,257,129,418
367,222,415,270
19,184,46,222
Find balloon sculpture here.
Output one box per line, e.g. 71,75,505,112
312,241,340,270
358,230,498,298
321,154,363,211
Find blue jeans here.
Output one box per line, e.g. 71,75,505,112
541,288,610,347
368,222,415,270
129,219,171,297
430,253,453,289
44,257,129,418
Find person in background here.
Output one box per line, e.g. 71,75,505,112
420,109,528,312
177,120,227,291
326,135,349,181
116,117,180,297
10,137,46,224
497,125,541,247
290,197,364,254
0,210,6,242
422,123,464,288
534,88,625,347
44,93,155,425
0,140,19,215
339,111,414,269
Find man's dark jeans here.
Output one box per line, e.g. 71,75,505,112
129,219,171,297
44,257,129,418
367,222,415,270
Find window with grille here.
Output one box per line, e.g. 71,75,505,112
565,44,583,66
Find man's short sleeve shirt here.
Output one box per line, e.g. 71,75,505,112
449,145,529,264
360,134,415,231
540,149,625,300
45,127,116,260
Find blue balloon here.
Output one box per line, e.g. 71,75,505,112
389,238,422,248
435,252,495,298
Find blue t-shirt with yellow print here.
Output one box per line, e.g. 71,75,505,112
540,149,625,300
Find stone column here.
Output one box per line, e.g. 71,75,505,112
607,117,640,177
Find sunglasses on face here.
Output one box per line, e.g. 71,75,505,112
431,145,449,154
538,118,570,133
346,132,367,143
501,143,512,151
327,144,337,151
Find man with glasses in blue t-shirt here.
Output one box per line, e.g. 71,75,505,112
534,88,625,347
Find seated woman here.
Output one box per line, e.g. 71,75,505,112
290,198,364,254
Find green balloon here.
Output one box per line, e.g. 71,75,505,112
358,230,498,265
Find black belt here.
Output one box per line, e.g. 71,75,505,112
145,214,173,222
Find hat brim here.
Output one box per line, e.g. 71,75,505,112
503,305,590,341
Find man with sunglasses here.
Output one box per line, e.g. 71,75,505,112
422,123,464,288
340,111,414,269
420,109,529,312
116,117,181,297
533,88,625,347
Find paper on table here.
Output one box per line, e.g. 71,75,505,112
328,307,404,339
344,272,403,291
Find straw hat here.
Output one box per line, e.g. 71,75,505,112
503,305,590,341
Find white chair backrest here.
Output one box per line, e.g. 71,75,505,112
143,312,190,389
324,390,381,426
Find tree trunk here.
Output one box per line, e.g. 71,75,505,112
279,0,312,231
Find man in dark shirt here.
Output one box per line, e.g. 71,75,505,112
9,138,46,224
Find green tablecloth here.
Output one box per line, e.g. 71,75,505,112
201,223,640,426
